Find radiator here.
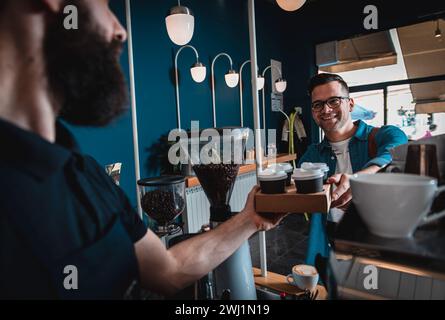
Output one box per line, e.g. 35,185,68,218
183,172,257,233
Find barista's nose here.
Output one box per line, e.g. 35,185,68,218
113,15,127,43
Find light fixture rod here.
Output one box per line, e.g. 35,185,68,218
261,64,284,136
261,64,283,78
211,52,235,127
239,60,252,127
174,45,200,130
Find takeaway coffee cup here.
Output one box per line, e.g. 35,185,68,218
350,173,445,238
267,162,294,186
301,162,329,182
286,265,319,291
292,168,324,194
258,169,287,194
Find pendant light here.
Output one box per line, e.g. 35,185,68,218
190,62,207,83
276,0,306,12
165,1,195,45
275,78,287,93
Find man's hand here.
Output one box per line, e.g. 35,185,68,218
242,185,288,231
327,173,352,211
327,165,382,211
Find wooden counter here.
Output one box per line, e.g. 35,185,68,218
253,267,327,300
185,153,297,188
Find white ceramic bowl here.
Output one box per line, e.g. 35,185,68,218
350,173,439,238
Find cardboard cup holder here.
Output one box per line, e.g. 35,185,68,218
255,184,331,214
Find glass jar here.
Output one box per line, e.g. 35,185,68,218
137,176,186,233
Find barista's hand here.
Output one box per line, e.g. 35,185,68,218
242,186,288,231
327,173,352,211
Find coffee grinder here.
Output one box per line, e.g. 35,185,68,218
137,176,186,237
192,128,257,300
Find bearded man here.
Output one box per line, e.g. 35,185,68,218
0,0,285,299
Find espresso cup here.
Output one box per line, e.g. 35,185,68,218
286,264,319,291
350,173,445,238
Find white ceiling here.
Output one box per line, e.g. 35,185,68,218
397,19,445,102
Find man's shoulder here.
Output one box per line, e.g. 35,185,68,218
298,143,324,165
0,162,42,198
376,124,408,143
379,124,406,134
305,142,323,152
356,120,407,143
80,154,121,193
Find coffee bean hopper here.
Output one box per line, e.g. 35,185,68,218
137,176,186,236
191,128,257,300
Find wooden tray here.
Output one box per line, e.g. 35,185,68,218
253,268,327,300
255,184,331,213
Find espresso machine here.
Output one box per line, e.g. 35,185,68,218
191,127,257,300
328,135,445,300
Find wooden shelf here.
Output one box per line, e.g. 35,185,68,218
185,153,297,188
253,267,327,300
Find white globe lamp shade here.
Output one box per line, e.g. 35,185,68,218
165,6,195,46
276,0,306,12
225,70,240,88
257,76,265,90
275,78,287,93
190,63,206,83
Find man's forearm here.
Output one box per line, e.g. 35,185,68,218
330,165,382,209
166,211,258,291
358,165,381,174
135,186,283,296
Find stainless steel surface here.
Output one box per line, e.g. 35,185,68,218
390,134,445,183
248,0,268,277
125,0,143,218
169,5,194,16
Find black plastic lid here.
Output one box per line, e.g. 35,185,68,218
137,175,185,187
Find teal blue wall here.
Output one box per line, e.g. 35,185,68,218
68,0,444,207
67,0,301,206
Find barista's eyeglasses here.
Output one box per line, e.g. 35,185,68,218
311,96,350,112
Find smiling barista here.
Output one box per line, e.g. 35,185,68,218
0,0,287,299
298,73,408,266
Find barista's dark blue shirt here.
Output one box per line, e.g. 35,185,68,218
0,118,147,299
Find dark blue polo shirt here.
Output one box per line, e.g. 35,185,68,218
0,118,147,299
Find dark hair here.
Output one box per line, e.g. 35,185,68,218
308,73,349,96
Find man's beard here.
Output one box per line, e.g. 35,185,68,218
44,2,128,127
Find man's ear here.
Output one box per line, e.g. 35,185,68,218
40,0,64,13
349,97,355,112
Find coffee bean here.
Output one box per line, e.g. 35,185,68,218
141,190,185,225
192,164,240,207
